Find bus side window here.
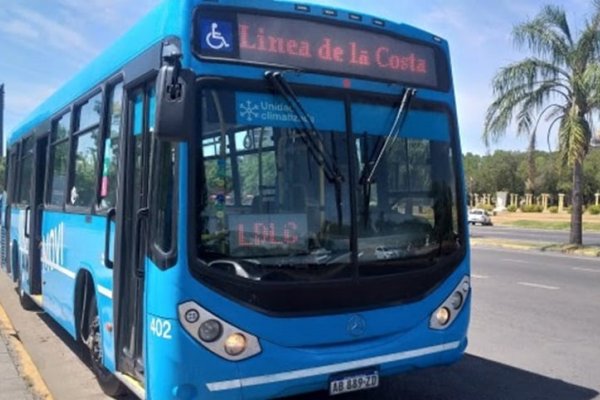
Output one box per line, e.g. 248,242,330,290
47,112,71,207
17,137,34,205
7,149,19,205
98,82,123,211
70,93,102,208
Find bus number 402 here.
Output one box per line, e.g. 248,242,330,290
150,317,173,340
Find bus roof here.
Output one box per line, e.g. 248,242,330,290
9,0,445,145
8,0,187,145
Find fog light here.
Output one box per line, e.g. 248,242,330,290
198,320,222,343
462,280,470,292
435,307,451,326
450,291,463,310
224,333,247,356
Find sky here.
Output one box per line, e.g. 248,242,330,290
0,0,593,154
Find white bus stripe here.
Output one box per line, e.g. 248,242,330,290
41,258,76,280
97,285,113,300
206,341,461,392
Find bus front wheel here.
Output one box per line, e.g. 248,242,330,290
86,294,127,397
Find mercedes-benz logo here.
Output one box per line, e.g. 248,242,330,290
347,314,366,337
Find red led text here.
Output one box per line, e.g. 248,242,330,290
239,23,428,75
237,221,299,247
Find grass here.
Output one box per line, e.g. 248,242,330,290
470,237,550,250
500,220,600,232
541,243,600,257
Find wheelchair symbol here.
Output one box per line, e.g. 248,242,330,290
205,22,230,50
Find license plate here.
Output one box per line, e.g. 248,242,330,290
329,369,379,396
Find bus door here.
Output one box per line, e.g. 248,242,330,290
116,83,154,382
11,138,34,292
2,149,18,276
27,134,48,296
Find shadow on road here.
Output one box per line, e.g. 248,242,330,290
34,308,138,399
22,296,598,400
286,354,599,400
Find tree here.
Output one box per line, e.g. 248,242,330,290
464,151,525,195
484,3,600,245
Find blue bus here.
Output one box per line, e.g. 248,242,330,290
1,0,470,398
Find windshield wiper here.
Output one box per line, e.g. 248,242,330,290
359,88,417,184
265,70,345,227
265,71,344,184
357,88,416,230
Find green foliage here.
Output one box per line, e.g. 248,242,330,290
464,148,600,206
507,205,518,212
238,152,276,198
521,204,544,212
482,3,600,244
464,151,525,194
588,205,600,215
548,205,559,213
475,203,494,212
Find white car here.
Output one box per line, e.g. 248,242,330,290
468,208,493,226
375,246,399,260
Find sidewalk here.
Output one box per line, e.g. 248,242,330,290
0,332,33,400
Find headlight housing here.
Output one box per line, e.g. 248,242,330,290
178,301,261,361
430,276,470,330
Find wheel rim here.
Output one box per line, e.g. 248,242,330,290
90,314,103,367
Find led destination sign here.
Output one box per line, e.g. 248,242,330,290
197,12,444,88
228,213,308,256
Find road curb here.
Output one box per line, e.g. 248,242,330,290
0,302,54,400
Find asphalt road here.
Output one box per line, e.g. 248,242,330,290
470,224,600,245
1,247,599,400
290,247,600,399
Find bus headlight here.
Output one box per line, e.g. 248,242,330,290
198,319,222,343
434,307,451,326
178,301,261,361
224,333,247,356
430,276,470,330
450,291,463,310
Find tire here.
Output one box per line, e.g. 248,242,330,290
87,294,127,398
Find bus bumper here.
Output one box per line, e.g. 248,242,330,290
146,295,468,400
236,310,468,400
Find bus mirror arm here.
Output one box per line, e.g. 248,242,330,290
154,55,196,143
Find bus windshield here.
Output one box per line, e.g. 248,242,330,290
196,87,461,282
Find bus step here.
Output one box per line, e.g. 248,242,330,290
30,295,43,308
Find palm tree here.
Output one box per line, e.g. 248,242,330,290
484,3,600,245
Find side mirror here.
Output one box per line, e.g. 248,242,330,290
154,60,196,142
